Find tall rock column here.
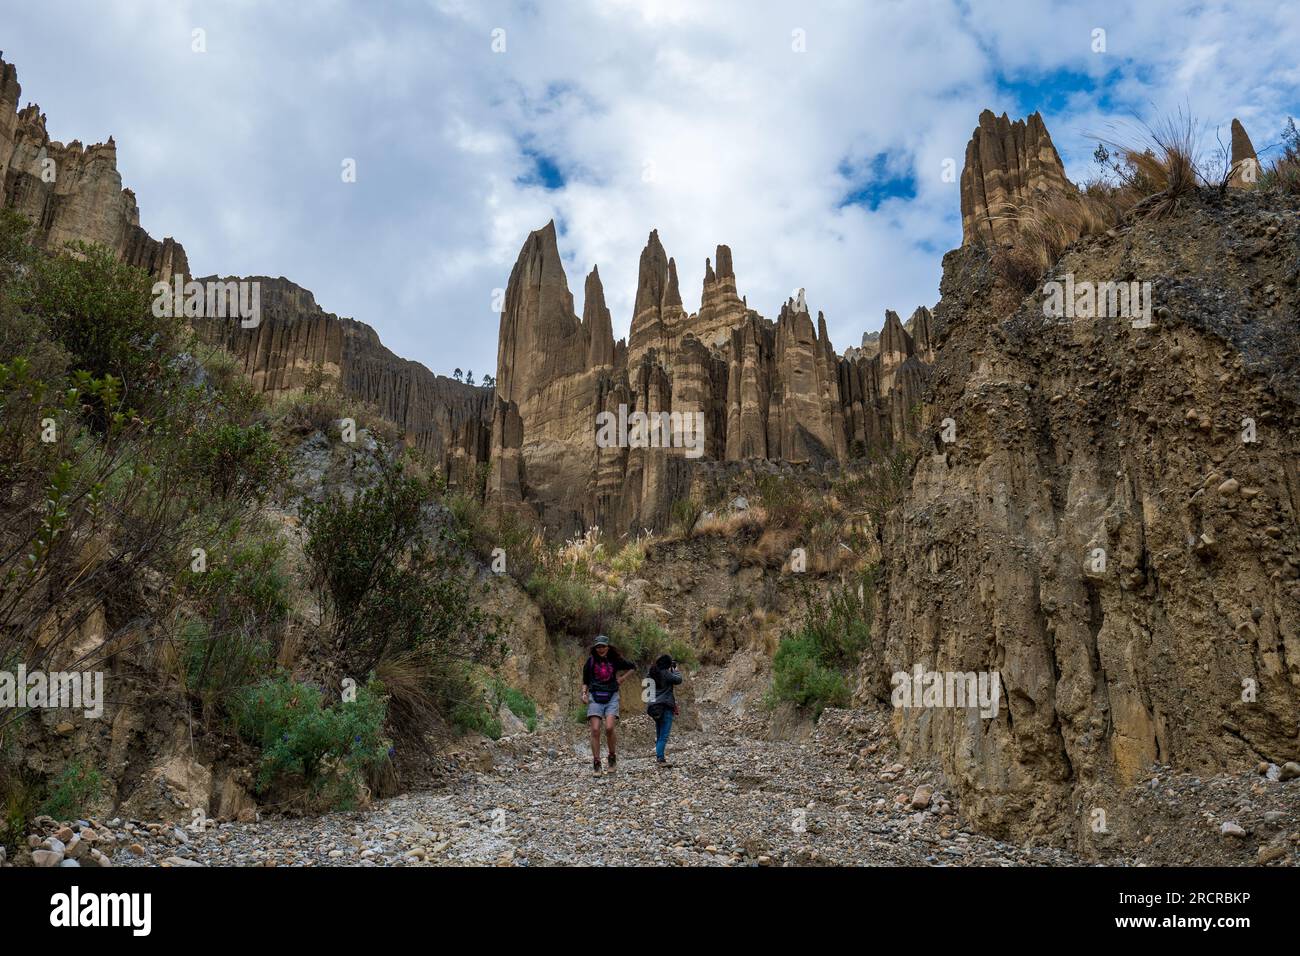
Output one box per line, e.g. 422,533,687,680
960,110,1072,247
1228,118,1260,188
626,230,686,368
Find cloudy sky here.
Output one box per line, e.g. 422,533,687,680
6,1,1297,377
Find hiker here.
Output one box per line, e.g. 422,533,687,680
582,635,635,775
646,654,682,767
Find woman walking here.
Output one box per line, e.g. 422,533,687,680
646,654,682,767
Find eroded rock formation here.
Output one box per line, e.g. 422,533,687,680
960,109,1072,247
196,277,493,484
490,223,933,534
1229,117,1260,188
0,52,188,280
868,153,1300,850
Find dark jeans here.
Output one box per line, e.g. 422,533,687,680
653,708,674,761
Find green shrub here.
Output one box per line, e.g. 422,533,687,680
182,421,286,501
801,572,874,668
767,575,874,718
198,346,264,425
302,463,505,676
756,473,807,529
230,676,389,809
609,537,648,577
28,241,180,406
186,530,291,631
178,617,273,708
450,698,502,740
38,759,103,821
491,678,538,732
767,633,850,718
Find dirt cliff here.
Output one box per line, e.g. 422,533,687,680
867,166,1300,847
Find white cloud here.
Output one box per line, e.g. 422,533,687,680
4,0,1297,373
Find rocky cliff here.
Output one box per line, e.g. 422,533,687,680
489,222,933,535
195,277,494,483
868,112,1300,848
0,52,189,281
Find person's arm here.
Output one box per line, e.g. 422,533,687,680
615,657,636,685
666,668,683,686
581,659,591,702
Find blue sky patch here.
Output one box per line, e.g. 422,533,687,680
837,153,918,210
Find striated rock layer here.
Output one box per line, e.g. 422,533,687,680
196,277,493,486
865,186,1300,851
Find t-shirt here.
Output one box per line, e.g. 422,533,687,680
583,652,633,700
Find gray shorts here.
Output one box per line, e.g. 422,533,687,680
587,692,620,719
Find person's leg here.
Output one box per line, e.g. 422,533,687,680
656,709,674,761
588,715,602,767
604,714,617,764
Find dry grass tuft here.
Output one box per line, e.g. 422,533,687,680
376,648,441,732
990,110,1240,294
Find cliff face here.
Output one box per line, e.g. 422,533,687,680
196,276,493,485
868,137,1300,848
491,223,933,535
0,52,188,280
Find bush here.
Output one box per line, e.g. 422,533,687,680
609,536,650,578
525,567,625,640
768,633,850,718
756,473,808,529
182,421,286,501
1261,117,1300,196
767,575,874,718
178,617,274,711
230,676,389,809
302,462,505,676
198,346,264,425
609,615,697,667
38,759,103,821
27,241,181,406
491,678,538,732
670,497,703,537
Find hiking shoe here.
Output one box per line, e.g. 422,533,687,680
656,759,673,768
607,753,617,771
592,759,602,776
